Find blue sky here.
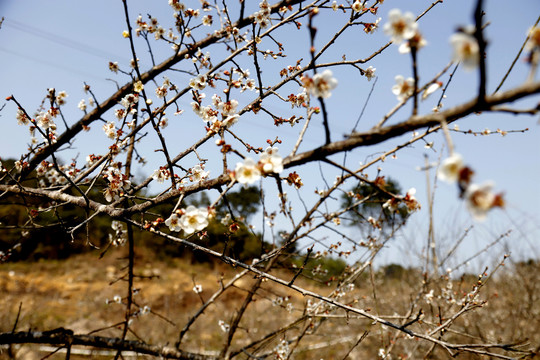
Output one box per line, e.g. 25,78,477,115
0,0,539,271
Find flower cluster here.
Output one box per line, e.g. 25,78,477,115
165,205,209,234
35,160,80,187
253,0,271,29
438,153,504,220
234,147,284,185
191,93,240,133
103,164,131,202
189,74,207,90
168,0,185,12
383,188,421,214
152,166,171,183
190,164,209,182
301,69,338,99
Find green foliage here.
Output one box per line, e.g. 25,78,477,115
342,177,409,232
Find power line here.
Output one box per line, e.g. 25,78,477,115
3,18,131,64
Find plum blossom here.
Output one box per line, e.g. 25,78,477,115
403,188,420,212
253,0,271,28
438,153,464,183
55,91,68,105
103,122,117,139
36,110,55,130
191,164,209,182
152,167,171,183
120,93,139,108
364,18,381,34
464,182,504,221
78,99,87,111
179,206,209,234
303,69,338,99
392,75,414,102
133,81,144,93
109,61,119,73
218,320,230,333
165,213,182,232
202,15,212,26
169,0,185,11
383,9,418,44
103,166,131,202
189,74,207,90
364,66,376,81
235,158,261,185
450,30,479,70
16,109,30,125
351,0,363,12
259,147,283,174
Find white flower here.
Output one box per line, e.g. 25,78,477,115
16,109,29,125
193,284,203,294
235,158,261,185
189,74,207,90
223,114,239,128
438,153,464,183
259,147,283,174
141,306,151,315
169,0,185,11
331,1,338,11
36,111,54,130
165,213,182,232
158,117,168,128
364,66,376,81
120,93,139,108
450,31,479,70
152,167,170,183
383,9,418,44
464,182,503,221
133,80,144,93
304,69,338,99
392,75,414,102
191,164,209,182
78,99,87,111
351,0,363,12
202,15,213,26
103,122,116,139
218,320,230,333
55,91,68,105
180,206,209,234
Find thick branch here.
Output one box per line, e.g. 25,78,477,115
0,330,217,360
285,81,540,168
